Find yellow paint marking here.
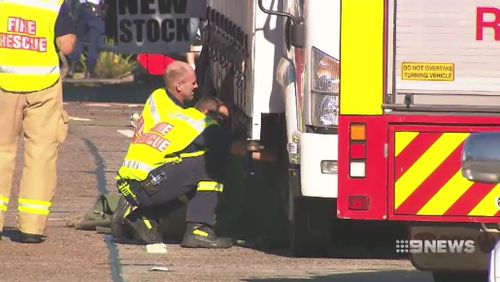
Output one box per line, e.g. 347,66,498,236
469,184,500,216
417,171,473,215
340,0,384,115
395,132,419,157
395,133,469,209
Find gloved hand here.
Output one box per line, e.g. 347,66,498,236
116,180,140,206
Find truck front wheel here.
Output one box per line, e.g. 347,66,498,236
287,168,333,257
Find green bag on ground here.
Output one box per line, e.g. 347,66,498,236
72,193,186,239
73,193,121,233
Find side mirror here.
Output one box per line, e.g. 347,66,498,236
461,132,500,183
257,0,303,48
289,22,304,48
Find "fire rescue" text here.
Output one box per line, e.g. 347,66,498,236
0,17,47,52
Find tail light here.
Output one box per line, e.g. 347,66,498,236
348,195,370,211
349,123,366,178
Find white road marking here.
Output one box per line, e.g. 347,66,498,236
85,103,111,107
70,116,92,121
117,129,134,138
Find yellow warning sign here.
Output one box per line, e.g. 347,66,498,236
401,62,454,81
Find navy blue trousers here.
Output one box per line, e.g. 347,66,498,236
133,156,222,226
69,6,105,72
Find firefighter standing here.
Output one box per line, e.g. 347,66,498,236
113,61,233,248
0,0,76,243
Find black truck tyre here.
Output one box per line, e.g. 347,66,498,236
287,168,333,257
432,271,487,282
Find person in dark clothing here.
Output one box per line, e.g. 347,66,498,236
114,96,233,248
135,97,231,247
68,0,106,78
113,61,235,248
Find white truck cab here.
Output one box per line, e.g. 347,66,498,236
203,0,340,256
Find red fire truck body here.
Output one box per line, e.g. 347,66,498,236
337,0,500,225
337,1,500,274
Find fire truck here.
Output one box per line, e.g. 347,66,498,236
337,0,500,280
113,0,340,256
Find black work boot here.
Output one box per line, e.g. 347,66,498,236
111,196,132,240
125,213,163,244
19,232,46,243
182,223,232,249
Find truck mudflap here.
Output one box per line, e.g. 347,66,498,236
409,223,497,272
389,125,500,223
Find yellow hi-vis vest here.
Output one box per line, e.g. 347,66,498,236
117,89,217,181
141,88,183,132
0,0,63,92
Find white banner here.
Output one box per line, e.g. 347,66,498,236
116,0,206,54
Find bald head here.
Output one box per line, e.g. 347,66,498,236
163,61,191,87
164,61,198,104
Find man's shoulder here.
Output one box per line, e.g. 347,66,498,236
152,87,166,94
147,88,186,111
149,88,167,100
183,107,204,116
56,2,76,37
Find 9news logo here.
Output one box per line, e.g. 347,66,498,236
395,239,475,254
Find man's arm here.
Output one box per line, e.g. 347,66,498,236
194,125,277,162
229,140,277,162
55,2,76,55
193,125,232,153
56,34,76,55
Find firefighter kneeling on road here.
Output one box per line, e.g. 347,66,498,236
112,62,232,248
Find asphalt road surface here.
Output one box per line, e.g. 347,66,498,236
0,102,433,282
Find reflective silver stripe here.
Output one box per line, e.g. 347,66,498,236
18,198,51,215
197,181,224,192
148,97,161,124
0,196,8,212
18,204,50,215
2,0,61,13
192,120,207,132
169,113,205,133
0,65,60,76
122,160,154,173
0,196,9,204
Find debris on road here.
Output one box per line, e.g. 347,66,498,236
146,243,168,254
148,266,169,272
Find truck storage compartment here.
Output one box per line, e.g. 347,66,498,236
386,0,500,110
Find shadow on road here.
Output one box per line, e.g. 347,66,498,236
243,270,433,282
216,155,409,261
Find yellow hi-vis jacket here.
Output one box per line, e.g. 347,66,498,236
117,88,217,181
0,0,63,92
